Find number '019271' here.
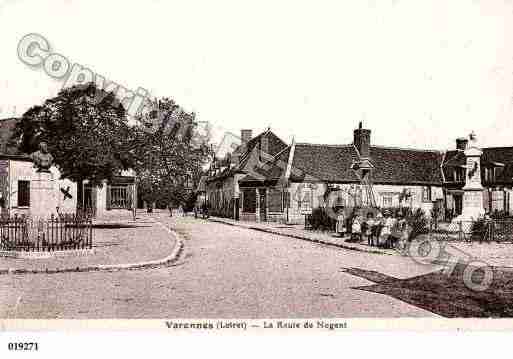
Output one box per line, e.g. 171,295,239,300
8,342,39,351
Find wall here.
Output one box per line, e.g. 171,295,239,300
284,181,442,224
206,174,242,218
8,159,77,217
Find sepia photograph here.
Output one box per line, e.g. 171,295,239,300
1,1,513,353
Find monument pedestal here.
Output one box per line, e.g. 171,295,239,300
452,188,485,223
450,132,486,225
30,171,57,220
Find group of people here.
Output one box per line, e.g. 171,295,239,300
336,209,411,249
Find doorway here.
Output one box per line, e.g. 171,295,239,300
454,194,463,216
259,188,267,222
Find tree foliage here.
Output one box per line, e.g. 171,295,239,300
9,84,211,211
132,98,211,207
9,83,134,209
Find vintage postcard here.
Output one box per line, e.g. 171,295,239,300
1,0,513,354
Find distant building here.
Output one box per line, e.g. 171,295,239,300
442,139,513,218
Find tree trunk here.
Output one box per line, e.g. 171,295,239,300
77,178,84,212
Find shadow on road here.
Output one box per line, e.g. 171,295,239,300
341,265,513,318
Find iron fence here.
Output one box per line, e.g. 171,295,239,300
425,219,513,243
0,213,93,252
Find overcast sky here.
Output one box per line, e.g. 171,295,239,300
1,0,513,150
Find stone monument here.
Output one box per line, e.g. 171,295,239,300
452,131,485,223
29,142,57,219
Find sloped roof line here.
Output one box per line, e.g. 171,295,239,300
284,138,296,182
295,142,443,153
371,145,443,153
295,142,353,148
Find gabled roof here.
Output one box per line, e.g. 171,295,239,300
286,143,443,185
240,142,444,186
238,145,291,183
207,129,287,182
236,129,287,170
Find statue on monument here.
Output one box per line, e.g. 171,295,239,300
469,130,477,144
30,141,54,173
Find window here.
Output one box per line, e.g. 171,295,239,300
484,167,494,182
382,194,393,208
491,190,504,212
454,168,464,182
107,185,131,209
298,187,312,213
422,186,432,202
17,180,30,207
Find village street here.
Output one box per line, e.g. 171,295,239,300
0,214,443,318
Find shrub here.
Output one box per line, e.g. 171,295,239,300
470,217,489,241
309,207,335,231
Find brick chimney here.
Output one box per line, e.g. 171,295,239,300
241,129,252,146
456,137,468,151
353,122,371,158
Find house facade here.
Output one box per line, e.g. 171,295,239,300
205,128,287,220
442,138,513,219
0,154,77,217
236,124,444,224
0,118,136,219
207,124,513,224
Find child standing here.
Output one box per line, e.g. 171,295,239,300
365,212,375,246
335,208,346,237
351,214,362,242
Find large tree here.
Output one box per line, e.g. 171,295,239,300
132,98,211,210
10,82,133,208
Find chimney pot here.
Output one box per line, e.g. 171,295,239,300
456,137,468,151
353,125,371,158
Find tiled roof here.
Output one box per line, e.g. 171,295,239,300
286,143,443,185
240,142,444,185
238,145,291,183
207,129,287,182
237,129,287,169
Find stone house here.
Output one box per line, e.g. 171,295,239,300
442,138,513,218
0,118,136,219
237,124,444,223
0,154,77,218
205,128,287,219
203,123,513,224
